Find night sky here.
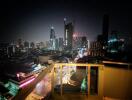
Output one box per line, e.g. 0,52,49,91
0,0,132,42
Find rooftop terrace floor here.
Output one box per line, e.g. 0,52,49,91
49,92,121,100
51,93,100,100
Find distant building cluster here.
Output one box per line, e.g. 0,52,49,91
0,15,132,61
47,18,89,52
73,36,88,50
88,14,132,61
88,14,109,57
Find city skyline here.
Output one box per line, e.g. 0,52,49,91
0,1,132,100
0,0,132,42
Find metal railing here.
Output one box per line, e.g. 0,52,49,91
52,63,104,96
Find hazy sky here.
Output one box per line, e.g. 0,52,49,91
0,0,132,42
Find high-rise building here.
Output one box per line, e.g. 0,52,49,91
45,41,50,49
96,14,109,56
73,37,83,50
64,20,74,50
50,26,56,50
50,26,56,39
73,36,88,50
30,42,35,49
102,14,109,45
58,38,63,51
0,43,9,58
81,36,87,48
17,38,24,49
55,38,59,50
89,41,104,57
24,41,29,48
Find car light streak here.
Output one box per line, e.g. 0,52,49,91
19,78,35,88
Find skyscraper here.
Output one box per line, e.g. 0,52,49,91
58,38,63,51
55,38,59,50
30,42,35,49
96,14,109,56
17,38,24,49
50,26,56,50
24,41,29,48
50,26,56,39
64,19,74,50
102,14,109,45
81,36,87,48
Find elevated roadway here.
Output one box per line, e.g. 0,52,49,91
12,64,53,100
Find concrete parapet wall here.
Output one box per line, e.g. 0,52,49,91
102,66,132,100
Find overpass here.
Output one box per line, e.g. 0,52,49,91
12,64,53,100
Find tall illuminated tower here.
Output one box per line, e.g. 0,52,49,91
50,26,56,50
64,18,74,50
64,18,66,46
50,26,56,39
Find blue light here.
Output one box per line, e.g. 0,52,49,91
108,38,117,43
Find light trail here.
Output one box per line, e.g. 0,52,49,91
19,78,35,88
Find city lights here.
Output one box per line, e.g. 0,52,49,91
0,0,132,100
19,78,35,88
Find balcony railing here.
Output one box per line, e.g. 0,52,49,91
52,63,104,98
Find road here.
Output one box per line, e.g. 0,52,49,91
12,64,53,100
